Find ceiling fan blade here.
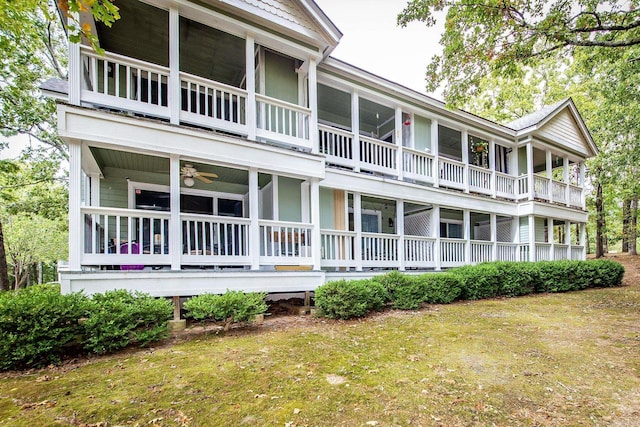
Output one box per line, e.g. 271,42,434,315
198,172,219,178
196,175,213,184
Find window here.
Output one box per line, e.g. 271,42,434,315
440,221,463,238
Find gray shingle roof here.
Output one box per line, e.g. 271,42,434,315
40,78,68,95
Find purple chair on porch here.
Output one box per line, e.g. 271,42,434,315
120,242,144,270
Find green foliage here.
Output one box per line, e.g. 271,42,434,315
314,280,386,320
82,290,173,354
392,273,462,309
372,271,408,302
0,284,89,370
183,290,268,330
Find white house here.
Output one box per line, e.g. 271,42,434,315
42,0,597,297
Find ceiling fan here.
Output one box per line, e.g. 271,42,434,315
181,164,218,187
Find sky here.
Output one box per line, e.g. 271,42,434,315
313,0,445,95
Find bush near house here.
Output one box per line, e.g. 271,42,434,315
183,290,268,331
315,260,625,320
0,287,173,371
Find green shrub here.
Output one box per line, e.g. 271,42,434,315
371,271,407,302
315,279,386,319
451,263,503,300
82,290,173,354
392,273,463,309
0,285,90,370
183,290,267,331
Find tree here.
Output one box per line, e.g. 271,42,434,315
398,0,640,106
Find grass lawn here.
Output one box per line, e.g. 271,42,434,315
1,255,639,426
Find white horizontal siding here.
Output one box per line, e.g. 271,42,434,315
538,110,588,155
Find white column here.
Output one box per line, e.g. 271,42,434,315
489,139,497,198
580,223,586,259
395,107,404,179
351,90,360,172
68,40,81,105
548,217,555,261
354,192,363,271
169,155,181,270
396,200,405,271
579,162,586,209
528,215,536,261
564,157,570,207
310,179,321,270
432,119,439,188
89,174,101,207
526,142,534,201
462,130,470,193
249,167,260,270
490,213,497,261
245,35,257,140
433,205,441,270
68,140,82,270
300,181,310,223
169,7,180,125
546,150,553,203
272,175,279,221
308,59,319,154
565,220,571,259
463,209,470,263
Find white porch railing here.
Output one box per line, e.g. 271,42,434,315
534,175,550,200
320,229,356,267
80,47,170,118
359,136,398,176
441,238,465,267
439,158,465,190
552,181,567,204
179,72,247,135
81,206,171,266
496,243,518,261
181,214,251,265
362,233,399,267
470,240,493,264
495,172,517,199
259,220,313,265
519,244,530,261
554,244,569,260
403,147,435,183
318,124,355,168
571,246,584,260
517,176,529,200
569,185,582,208
256,94,311,149
469,166,492,195
535,243,552,260
404,236,436,268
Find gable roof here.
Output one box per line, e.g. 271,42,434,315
507,98,598,158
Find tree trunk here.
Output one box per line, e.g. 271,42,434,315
595,182,606,258
586,227,591,254
622,198,631,252
0,219,9,292
630,193,638,255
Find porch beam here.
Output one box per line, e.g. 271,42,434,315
249,167,260,270
169,7,180,125
246,35,257,140
397,199,405,271
354,192,363,271
169,154,181,270
69,140,82,270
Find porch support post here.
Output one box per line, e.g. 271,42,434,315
432,119,439,188
246,35,257,140
396,199,405,271
433,205,441,270
565,220,571,259
489,139,497,198
564,157,570,207
463,209,470,263
169,7,180,125
526,142,534,201
169,154,181,270
490,213,497,261
300,181,310,223
548,217,555,261
528,215,536,261
580,223,586,259
461,130,469,193
395,107,404,180
310,179,321,270
272,175,279,220
354,192,363,271
89,174,100,207
579,162,586,209
68,140,82,270
249,167,260,270
546,150,553,203
308,59,319,154
351,90,360,172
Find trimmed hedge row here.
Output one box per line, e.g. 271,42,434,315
183,290,268,331
314,260,624,320
0,286,173,371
